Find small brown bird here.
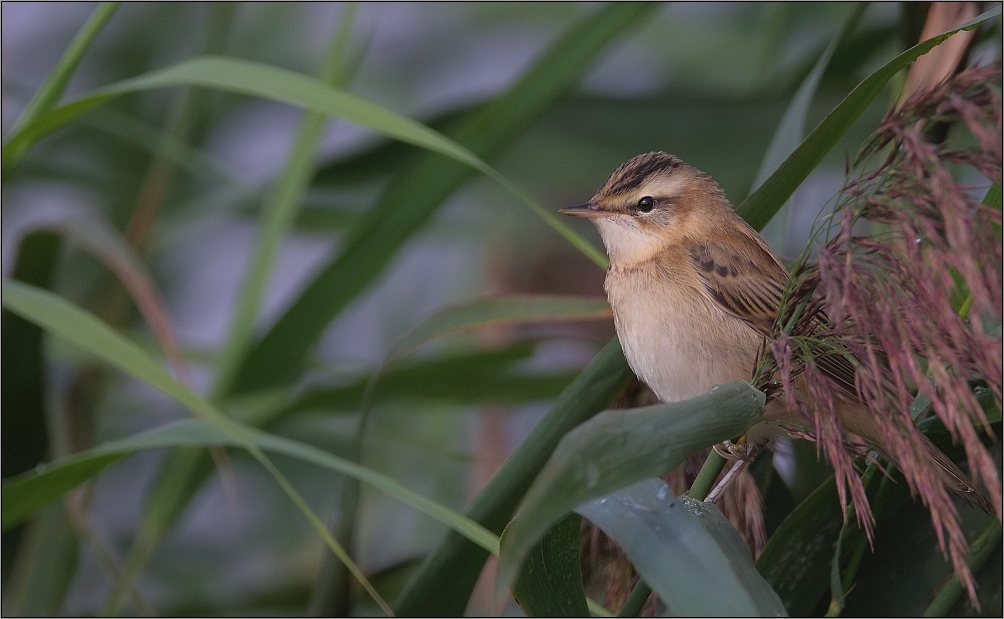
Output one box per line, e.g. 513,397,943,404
561,151,989,510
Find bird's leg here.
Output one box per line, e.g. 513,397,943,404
707,435,762,503
713,432,757,460
706,458,749,504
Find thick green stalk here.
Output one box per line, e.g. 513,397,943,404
688,450,728,501
616,579,652,618
922,520,1002,617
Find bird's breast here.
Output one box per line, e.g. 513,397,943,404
604,265,761,403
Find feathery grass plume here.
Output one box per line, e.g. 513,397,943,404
755,60,1002,603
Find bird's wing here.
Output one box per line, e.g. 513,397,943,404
689,240,786,337
690,239,859,396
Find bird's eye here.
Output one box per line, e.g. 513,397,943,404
636,196,655,213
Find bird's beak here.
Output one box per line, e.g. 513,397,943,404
558,202,610,219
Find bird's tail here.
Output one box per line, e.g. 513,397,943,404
835,399,992,513
919,433,993,514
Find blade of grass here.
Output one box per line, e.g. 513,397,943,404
212,3,360,399
243,342,571,426
0,280,394,614
756,3,865,249
735,4,1001,231
752,3,865,193
386,295,611,365
825,463,881,617
3,2,119,172
1,416,499,557
1,54,600,268
756,476,844,615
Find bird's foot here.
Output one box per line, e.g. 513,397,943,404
713,434,759,461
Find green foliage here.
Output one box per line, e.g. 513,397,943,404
512,513,589,617
576,480,784,616
497,381,766,594
2,2,1000,616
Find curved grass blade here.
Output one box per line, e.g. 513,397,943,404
575,479,785,616
756,3,865,249
3,2,119,172
19,213,188,382
0,281,396,615
1,53,600,268
736,4,1002,231
388,295,611,363
250,343,576,427
496,381,765,596
1,417,498,557
2,56,468,171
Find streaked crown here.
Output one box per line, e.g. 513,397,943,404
594,151,686,200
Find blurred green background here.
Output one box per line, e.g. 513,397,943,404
2,2,999,615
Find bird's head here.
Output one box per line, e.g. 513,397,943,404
560,152,732,266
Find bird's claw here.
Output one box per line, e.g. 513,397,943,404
714,434,759,461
